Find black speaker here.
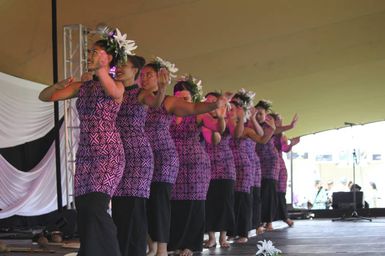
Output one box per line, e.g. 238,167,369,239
332,192,363,209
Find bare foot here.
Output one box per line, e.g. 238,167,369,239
285,218,294,227
203,240,217,248
256,226,266,235
219,239,230,248
147,251,156,256
227,236,235,241
156,252,168,256
180,248,193,256
265,223,273,231
235,237,248,243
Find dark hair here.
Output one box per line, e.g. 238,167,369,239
205,91,222,98
144,62,161,73
232,93,251,107
269,112,280,120
127,55,145,80
94,40,117,68
173,81,194,96
255,100,273,111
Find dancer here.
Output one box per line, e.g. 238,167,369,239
270,113,300,227
143,61,226,256
203,92,236,249
228,91,275,243
168,77,228,256
254,100,280,231
245,108,265,235
112,55,170,256
39,27,136,256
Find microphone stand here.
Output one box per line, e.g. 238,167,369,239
332,124,371,222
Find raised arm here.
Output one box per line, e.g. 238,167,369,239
165,95,227,117
39,77,81,102
227,107,245,139
95,51,124,102
249,107,264,136
139,68,168,108
275,113,298,134
282,135,300,152
198,105,226,133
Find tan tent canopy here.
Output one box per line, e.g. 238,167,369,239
1,0,385,137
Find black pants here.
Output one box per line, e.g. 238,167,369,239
168,200,205,252
251,186,262,228
275,192,289,221
75,192,121,256
229,191,252,237
112,196,147,256
147,182,172,243
205,179,235,232
261,179,277,223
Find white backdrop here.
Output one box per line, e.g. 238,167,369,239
0,72,68,218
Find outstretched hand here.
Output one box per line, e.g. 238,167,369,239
54,77,74,89
291,113,299,128
96,50,110,70
158,68,170,91
216,96,229,109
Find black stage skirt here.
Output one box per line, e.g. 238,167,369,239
261,178,277,223
147,182,172,243
205,179,235,232
275,192,289,221
228,191,252,237
112,196,147,256
168,200,205,252
75,192,121,256
251,186,262,229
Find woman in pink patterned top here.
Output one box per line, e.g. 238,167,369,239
270,113,300,228
39,39,126,256
111,56,169,256
141,62,227,256
168,81,228,256
228,93,275,243
201,92,236,249
255,100,297,231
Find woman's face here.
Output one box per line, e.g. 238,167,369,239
227,102,237,118
275,115,283,127
87,45,110,71
174,89,192,103
256,107,266,123
205,94,217,103
140,66,158,90
115,61,137,82
205,95,218,115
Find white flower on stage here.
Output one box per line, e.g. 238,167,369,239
256,240,282,256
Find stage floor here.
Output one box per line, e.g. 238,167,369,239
1,218,385,255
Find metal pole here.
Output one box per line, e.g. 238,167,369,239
51,0,63,212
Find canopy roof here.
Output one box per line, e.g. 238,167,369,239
1,0,385,137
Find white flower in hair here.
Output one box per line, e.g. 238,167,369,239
155,56,178,78
113,29,138,56
178,74,204,102
256,240,282,256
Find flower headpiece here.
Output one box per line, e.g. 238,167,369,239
152,56,178,78
178,74,204,103
97,25,137,65
231,88,256,121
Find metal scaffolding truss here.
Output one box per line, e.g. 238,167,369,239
62,24,88,209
